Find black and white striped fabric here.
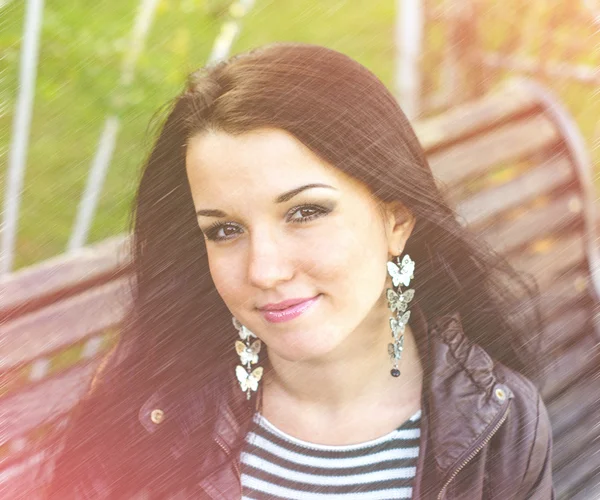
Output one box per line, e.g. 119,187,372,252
240,409,421,500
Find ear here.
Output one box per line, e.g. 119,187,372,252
381,201,416,258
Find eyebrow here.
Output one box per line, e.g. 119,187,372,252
195,183,337,218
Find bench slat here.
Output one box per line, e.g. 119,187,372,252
479,192,582,255
0,360,100,448
523,267,591,321
540,333,600,400
428,115,559,188
547,368,600,437
554,437,600,500
0,277,131,371
569,474,600,500
508,233,586,292
553,405,600,470
542,307,590,356
0,234,132,321
457,156,574,228
414,83,540,153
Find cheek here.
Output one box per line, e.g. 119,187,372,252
306,222,386,291
300,230,353,285
207,253,244,306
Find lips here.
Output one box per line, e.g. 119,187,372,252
259,296,318,311
259,295,321,323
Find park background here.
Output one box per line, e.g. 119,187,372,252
1,1,600,498
1,0,599,272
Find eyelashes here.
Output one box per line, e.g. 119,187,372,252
203,203,334,242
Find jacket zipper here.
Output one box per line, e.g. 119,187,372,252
437,401,511,499
213,434,242,477
201,434,242,500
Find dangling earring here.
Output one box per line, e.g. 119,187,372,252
232,317,263,400
386,254,416,377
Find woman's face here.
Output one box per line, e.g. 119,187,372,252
186,128,414,363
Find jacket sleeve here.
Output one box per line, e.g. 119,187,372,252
44,402,110,498
517,393,555,499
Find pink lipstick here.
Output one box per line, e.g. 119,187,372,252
259,295,321,323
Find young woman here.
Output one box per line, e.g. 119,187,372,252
46,42,553,499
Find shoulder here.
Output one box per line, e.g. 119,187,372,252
494,362,549,448
46,387,146,498
45,347,157,498
47,351,224,499
489,363,554,499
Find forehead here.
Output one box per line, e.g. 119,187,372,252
185,128,380,215
186,128,339,187
185,128,374,199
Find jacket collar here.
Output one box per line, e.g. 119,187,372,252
138,303,513,496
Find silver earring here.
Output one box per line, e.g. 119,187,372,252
232,317,263,400
386,254,415,377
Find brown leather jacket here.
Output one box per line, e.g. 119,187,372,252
48,305,554,499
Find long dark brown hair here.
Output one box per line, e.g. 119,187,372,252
47,42,542,497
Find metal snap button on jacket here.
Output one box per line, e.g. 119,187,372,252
494,386,507,402
150,409,165,424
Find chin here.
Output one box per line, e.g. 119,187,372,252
267,332,345,363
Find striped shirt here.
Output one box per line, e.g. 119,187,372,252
241,409,422,500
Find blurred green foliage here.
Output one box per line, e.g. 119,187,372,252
0,0,597,271
0,0,395,270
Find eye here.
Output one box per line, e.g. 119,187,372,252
287,204,332,223
203,222,242,242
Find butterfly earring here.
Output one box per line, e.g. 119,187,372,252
386,254,416,378
232,317,263,400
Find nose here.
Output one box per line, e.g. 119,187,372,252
247,228,294,290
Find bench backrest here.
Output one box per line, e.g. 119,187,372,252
415,78,600,500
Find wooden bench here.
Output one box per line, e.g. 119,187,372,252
0,235,133,498
1,78,598,499
415,78,600,499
